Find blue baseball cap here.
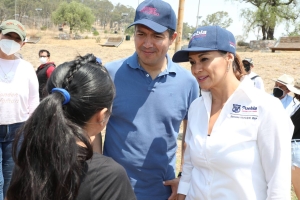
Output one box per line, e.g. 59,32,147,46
128,0,176,33
172,26,236,62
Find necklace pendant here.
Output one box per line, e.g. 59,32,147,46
4,74,7,79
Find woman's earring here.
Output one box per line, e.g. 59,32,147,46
227,64,230,72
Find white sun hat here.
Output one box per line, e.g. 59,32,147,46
272,74,294,87
288,79,300,95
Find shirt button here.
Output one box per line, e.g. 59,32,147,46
146,74,149,77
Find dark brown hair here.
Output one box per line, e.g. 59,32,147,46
219,51,246,80
294,94,300,101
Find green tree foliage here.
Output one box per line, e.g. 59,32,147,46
77,0,114,28
111,3,135,31
284,19,300,36
1,0,67,27
200,11,233,28
0,0,197,39
2,0,14,20
2,0,37,25
235,35,247,43
52,1,95,34
0,0,10,22
235,0,299,40
0,0,134,32
90,0,114,29
182,22,194,40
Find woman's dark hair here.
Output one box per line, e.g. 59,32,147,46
219,51,246,80
294,93,300,102
7,54,115,200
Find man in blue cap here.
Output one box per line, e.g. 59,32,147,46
99,0,198,199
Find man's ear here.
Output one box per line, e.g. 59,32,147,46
226,52,234,62
170,32,177,44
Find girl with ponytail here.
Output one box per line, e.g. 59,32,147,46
6,54,136,200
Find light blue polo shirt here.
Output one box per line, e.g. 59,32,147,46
103,52,198,200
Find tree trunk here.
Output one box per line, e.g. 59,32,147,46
267,26,275,40
261,25,266,40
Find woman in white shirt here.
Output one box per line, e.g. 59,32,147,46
0,20,39,199
172,26,293,200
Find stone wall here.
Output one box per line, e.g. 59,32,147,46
249,40,277,50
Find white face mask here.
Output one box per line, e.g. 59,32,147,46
0,39,21,56
39,57,48,64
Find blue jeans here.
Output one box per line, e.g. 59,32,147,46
292,139,300,168
0,122,23,200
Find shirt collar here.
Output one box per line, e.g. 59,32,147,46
201,76,256,103
281,94,288,102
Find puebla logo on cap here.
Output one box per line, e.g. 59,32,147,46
5,21,24,31
191,30,207,41
229,41,236,49
140,6,160,16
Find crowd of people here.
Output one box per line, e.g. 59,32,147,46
0,0,299,199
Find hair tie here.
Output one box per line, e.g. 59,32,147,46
51,88,71,105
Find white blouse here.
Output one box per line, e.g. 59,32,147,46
0,58,39,125
178,77,293,200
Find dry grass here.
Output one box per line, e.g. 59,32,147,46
21,29,300,95
21,29,299,199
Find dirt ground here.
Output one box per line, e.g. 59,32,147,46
21,30,300,95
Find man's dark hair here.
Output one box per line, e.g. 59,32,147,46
39,49,50,57
167,29,175,39
218,51,246,80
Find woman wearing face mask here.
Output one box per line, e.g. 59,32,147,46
0,20,39,199
172,26,293,200
36,49,56,100
272,74,300,116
